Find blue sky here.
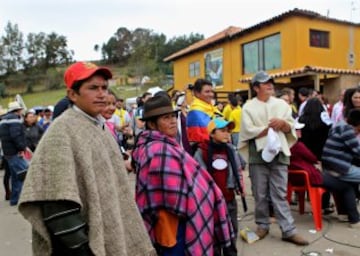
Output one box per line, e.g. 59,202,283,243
1,0,359,61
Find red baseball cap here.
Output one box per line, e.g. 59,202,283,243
64,62,112,88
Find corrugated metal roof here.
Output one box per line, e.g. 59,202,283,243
239,66,360,83
164,8,359,62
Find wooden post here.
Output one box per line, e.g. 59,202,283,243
314,74,320,92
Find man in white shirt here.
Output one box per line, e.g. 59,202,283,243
240,71,308,246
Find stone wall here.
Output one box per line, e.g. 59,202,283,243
323,75,360,104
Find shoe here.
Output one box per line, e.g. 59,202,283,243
5,189,11,201
282,234,309,246
337,214,349,222
349,222,360,229
255,227,269,240
290,200,298,206
322,207,334,215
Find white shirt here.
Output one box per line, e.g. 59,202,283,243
330,101,343,124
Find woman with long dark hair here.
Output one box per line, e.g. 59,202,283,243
343,87,360,120
298,97,334,213
298,97,332,160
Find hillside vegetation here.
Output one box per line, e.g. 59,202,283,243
0,82,169,110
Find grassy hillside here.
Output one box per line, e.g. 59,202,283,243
0,63,173,110
0,89,66,109
0,84,171,110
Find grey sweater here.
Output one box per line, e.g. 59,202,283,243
322,120,360,175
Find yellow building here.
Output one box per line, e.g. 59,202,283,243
164,8,360,103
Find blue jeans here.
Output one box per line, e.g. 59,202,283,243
340,165,360,183
231,133,239,148
6,155,28,206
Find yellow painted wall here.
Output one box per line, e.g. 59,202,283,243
171,15,360,94
289,17,357,69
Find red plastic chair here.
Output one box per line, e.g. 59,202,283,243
287,170,326,231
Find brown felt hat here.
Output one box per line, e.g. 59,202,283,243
141,95,179,121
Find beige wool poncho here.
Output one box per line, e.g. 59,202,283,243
18,108,156,256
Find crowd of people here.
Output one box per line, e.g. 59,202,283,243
0,62,359,255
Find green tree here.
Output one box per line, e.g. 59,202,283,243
99,27,204,77
102,37,118,64
0,22,24,74
24,32,46,71
101,27,132,65
163,33,204,60
0,43,4,74
113,27,132,65
127,28,157,79
44,32,73,68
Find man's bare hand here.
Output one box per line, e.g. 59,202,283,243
269,118,290,132
257,127,269,138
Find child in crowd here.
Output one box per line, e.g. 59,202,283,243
102,93,133,150
101,93,119,141
194,117,246,256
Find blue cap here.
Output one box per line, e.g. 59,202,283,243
207,117,235,134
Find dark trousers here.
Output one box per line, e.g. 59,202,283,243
322,172,359,223
321,191,331,209
156,220,186,256
214,199,238,256
2,158,11,199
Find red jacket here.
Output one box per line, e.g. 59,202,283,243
289,141,323,186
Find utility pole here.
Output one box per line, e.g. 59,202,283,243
349,1,357,67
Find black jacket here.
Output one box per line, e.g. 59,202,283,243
0,112,26,156
53,96,70,120
24,123,44,152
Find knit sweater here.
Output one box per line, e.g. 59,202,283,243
18,108,155,256
322,120,360,175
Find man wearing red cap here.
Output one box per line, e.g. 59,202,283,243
18,62,155,256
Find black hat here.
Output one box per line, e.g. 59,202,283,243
141,95,179,121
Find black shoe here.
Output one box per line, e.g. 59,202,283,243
290,200,298,206
5,189,10,201
323,207,334,215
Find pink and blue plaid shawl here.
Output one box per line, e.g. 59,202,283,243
132,130,234,255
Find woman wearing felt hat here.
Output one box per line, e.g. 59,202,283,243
132,95,234,256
